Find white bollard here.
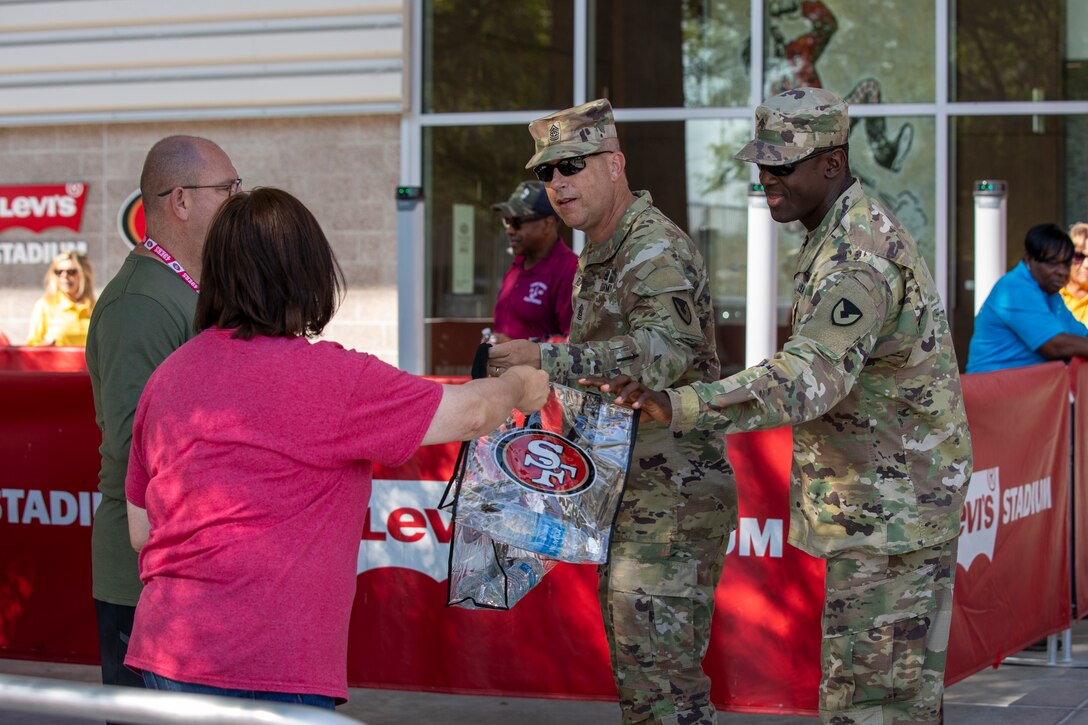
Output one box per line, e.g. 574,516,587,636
745,184,779,368
396,185,426,374
973,180,1008,315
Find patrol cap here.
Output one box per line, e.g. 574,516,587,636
525,98,618,169
491,180,556,218
734,87,849,166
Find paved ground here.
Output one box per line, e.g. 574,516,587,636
1,621,1087,723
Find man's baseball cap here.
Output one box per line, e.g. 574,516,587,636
491,180,556,218
734,87,849,166
525,98,618,169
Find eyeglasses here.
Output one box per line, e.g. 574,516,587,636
532,151,612,183
758,146,843,178
502,215,545,230
156,178,243,197
53,268,79,277
1074,252,1087,265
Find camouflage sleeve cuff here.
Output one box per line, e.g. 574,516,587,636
538,342,571,380
668,386,702,433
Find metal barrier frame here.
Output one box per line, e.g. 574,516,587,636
0,673,364,724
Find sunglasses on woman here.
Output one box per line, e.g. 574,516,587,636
532,151,612,183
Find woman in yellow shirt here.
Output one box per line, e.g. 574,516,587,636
1061,222,1088,324
26,252,96,346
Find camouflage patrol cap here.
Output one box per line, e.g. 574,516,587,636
735,87,849,166
525,98,618,169
491,180,556,218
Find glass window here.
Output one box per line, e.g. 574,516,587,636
952,0,1084,102
764,0,935,103
951,115,1068,361
424,124,559,374
423,0,573,113
591,0,750,108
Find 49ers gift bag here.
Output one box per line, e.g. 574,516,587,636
443,382,638,610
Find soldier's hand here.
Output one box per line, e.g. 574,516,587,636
488,339,541,376
579,375,673,424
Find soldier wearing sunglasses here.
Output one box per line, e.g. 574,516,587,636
581,88,972,725
488,99,736,725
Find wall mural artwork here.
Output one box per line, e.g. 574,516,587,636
763,0,936,268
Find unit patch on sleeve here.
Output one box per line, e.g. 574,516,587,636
795,275,881,360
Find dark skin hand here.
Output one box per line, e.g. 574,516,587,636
578,375,674,424
1037,333,1088,361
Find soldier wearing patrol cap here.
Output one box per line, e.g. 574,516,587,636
489,99,737,724
583,87,973,724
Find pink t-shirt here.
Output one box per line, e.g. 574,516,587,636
124,329,442,700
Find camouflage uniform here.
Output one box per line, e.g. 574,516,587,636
667,88,973,724
530,100,737,725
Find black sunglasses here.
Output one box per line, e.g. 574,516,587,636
1075,252,1087,265
532,151,611,182
758,146,843,178
502,214,545,230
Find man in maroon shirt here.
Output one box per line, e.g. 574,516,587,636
490,180,578,343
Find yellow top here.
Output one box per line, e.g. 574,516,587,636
1060,286,1088,324
25,294,93,346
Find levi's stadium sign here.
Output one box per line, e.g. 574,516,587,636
0,183,87,233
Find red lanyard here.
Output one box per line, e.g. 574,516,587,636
143,238,199,292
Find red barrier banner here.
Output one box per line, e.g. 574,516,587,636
355,426,824,715
948,361,1071,678
1071,359,1088,619
0,346,87,372
0,371,100,660
0,359,1074,715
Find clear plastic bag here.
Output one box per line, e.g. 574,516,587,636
447,526,557,610
443,381,638,610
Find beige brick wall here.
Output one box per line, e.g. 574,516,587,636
0,115,401,364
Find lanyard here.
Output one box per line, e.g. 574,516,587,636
143,237,199,292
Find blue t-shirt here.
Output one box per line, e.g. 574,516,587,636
967,261,1088,373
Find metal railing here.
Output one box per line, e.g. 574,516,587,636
0,673,364,724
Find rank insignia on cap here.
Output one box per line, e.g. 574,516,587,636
549,123,561,143
831,298,863,326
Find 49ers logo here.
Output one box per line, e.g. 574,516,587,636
494,429,595,496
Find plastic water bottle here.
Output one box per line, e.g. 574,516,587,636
487,509,600,562
456,558,545,608
457,563,504,607
503,558,545,606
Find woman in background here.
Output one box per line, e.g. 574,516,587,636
1061,221,1088,323
124,187,547,709
26,251,95,346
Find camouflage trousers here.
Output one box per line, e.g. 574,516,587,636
597,440,736,725
819,539,957,725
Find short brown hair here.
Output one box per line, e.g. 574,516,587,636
195,187,343,339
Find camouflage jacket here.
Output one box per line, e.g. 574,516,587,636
540,191,728,476
668,181,973,556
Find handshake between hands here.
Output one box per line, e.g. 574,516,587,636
488,339,674,424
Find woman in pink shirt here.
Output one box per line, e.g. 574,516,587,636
124,187,547,708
